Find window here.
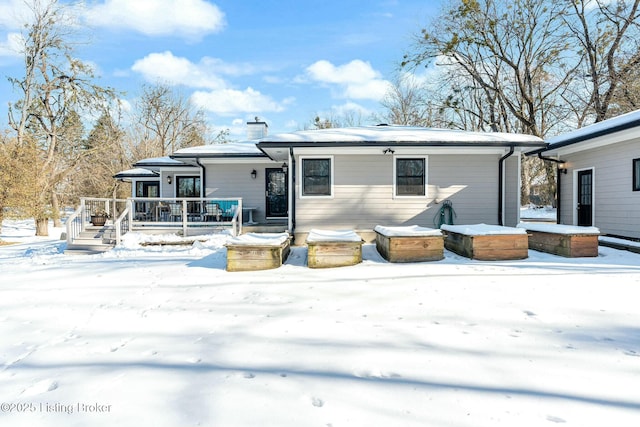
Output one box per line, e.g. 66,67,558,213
634,158,640,191
395,157,426,196
176,176,201,213
176,176,201,198
135,181,159,198
301,157,332,197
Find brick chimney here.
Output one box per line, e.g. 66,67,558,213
246,116,268,139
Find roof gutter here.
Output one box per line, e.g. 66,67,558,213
498,146,515,226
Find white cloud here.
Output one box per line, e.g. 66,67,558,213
0,0,30,30
84,0,225,40
0,32,22,58
131,51,268,90
304,59,391,101
131,51,227,89
191,88,292,116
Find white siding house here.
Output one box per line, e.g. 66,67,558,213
532,110,640,240
115,123,544,243
257,125,543,242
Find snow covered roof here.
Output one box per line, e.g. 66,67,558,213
134,157,192,168
547,109,640,146
113,168,159,179
171,141,266,158
258,125,544,145
257,125,545,161
534,109,640,156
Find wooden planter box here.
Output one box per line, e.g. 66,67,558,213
442,224,528,261
306,229,363,268
374,225,444,262
225,233,291,272
518,223,599,257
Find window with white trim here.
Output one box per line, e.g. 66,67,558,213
395,157,427,197
301,157,333,197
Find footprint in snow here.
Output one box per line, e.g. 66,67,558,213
311,397,324,407
21,379,58,397
546,415,566,423
243,372,255,379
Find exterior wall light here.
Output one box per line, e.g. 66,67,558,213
558,163,568,174
167,175,172,184
282,162,288,173
251,169,257,179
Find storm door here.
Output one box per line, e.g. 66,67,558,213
265,168,288,218
577,169,593,226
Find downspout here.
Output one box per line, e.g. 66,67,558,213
289,147,296,235
537,153,565,224
196,158,206,198
498,146,515,226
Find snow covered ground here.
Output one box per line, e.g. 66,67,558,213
1,219,639,427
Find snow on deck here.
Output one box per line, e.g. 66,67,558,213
226,232,290,246
518,222,600,235
441,223,528,236
306,229,362,243
374,225,443,237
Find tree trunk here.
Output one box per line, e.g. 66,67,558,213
51,192,62,228
35,217,49,237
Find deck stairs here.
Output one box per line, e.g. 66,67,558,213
64,225,116,255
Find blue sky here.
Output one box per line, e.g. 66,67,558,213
0,0,440,139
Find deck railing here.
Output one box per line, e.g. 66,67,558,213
74,197,243,246
128,197,243,236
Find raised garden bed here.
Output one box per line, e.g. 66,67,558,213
306,229,363,268
518,223,600,257
374,225,444,263
441,224,528,261
225,232,291,272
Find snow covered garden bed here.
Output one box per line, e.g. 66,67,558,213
306,229,364,268
441,224,529,260
225,232,291,271
518,223,600,258
374,225,444,263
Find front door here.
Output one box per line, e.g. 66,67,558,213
265,168,288,218
577,169,593,226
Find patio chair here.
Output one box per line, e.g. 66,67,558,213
222,204,238,221
204,203,222,222
169,203,183,222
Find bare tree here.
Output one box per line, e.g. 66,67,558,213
132,83,210,157
6,0,116,235
403,0,576,137
564,0,640,122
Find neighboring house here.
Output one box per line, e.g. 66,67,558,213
531,109,640,240
115,121,545,243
